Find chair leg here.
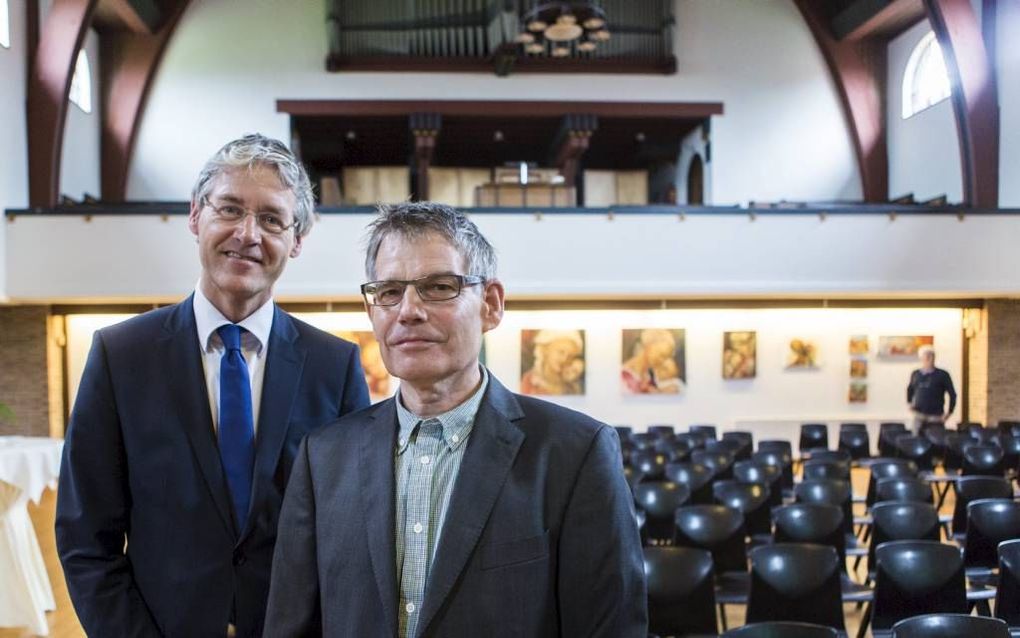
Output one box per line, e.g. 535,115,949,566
856,601,871,638
718,603,728,631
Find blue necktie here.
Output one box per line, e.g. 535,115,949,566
218,324,255,532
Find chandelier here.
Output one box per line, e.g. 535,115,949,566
515,1,611,57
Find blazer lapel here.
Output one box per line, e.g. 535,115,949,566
239,307,305,543
361,400,400,638
161,296,235,538
415,377,525,637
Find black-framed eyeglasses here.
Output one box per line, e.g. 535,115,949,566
361,274,486,306
202,197,296,235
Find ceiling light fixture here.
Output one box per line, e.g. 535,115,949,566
518,2,610,57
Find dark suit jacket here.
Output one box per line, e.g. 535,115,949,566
265,374,647,637
56,295,370,637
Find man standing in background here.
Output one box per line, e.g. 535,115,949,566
56,134,370,637
907,345,957,433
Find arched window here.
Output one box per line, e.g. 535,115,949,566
1,0,11,49
901,31,951,119
69,49,92,113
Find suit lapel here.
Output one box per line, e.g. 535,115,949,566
361,400,400,638
161,296,235,537
239,307,305,543
416,377,525,637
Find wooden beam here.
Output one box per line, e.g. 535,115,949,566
278,100,724,119
27,0,100,207
410,113,441,201
326,54,677,76
794,0,888,203
924,0,999,208
832,0,926,41
99,0,190,201
550,114,598,187
92,0,162,34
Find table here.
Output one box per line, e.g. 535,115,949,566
0,436,64,636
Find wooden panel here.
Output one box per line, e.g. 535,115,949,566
583,170,617,207
615,171,649,205
428,168,461,206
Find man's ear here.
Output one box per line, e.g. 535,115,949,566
187,199,202,237
290,233,303,258
480,279,505,333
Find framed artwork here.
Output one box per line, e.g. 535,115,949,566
878,335,934,358
850,357,868,379
785,338,820,369
849,335,869,356
333,330,393,402
848,382,868,403
621,328,686,394
520,329,586,396
723,331,757,379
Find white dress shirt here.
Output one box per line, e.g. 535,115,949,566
193,286,274,435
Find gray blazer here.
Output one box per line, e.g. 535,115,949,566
265,373,647,637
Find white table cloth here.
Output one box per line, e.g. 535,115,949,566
0,436,64,636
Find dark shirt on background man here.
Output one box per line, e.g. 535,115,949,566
907,367,957,416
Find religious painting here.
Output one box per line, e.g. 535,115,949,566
520,329,586,396
878,335,934,358
785,338,820,369
849,381,868,403
333,330,393,402
723,331,757,379
621,328,686,394
849,335,869,356
850,357,868,379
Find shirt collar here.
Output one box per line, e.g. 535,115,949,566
193,284,274,355
395,367,489,455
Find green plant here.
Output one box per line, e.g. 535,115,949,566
0,402,14,424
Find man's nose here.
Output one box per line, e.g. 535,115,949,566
396,286,428,322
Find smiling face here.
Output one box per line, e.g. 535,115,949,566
367,232,504,394
188,165,302,319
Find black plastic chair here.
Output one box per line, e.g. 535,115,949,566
952,475,1013,538
994,538,1020,628
1000,433,1020,471
634,481,690,545
706,438,744,458
772,503,845,564
971,428,1003,446
690,424,718,440
745,543,844,631
942,431,968,472
723,430,755,461
752,449,794,490
867,540,967,636
803,449,851,464
866,460,919,509
878,422,909,458
963,498,1020,572
1000,420,1020,436
643,546,718,637
734,461,784,508
613,425,633,442
959,421,985,437
894,435,935,472
675,432,708,451
802,458,851,481
674,505,747,574
691,449,736,481
922,423,948,464
890,613,1009,638
665,462,714,505
714,480,772,538
630,431,659,451
868,501,940,574
799,424,829,454
758,439,793,457
722,622,838,638
795,478,854,538
652,437,690,464
874,476,934,504
839,427,871,460
630,449,668,481
647,424,676,439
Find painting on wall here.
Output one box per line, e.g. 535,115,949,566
785,338,820,369
723,331,757,379
878,335,934,358
849,335,869,356
848,381,868,403
333,330,393,401
621,328,686,394
850,358,868,379
520,329,586,396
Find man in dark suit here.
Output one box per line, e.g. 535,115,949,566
56,134,371,637
265,202,646,637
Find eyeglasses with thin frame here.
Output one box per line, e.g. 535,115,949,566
202,196,296,235
361,274,486,306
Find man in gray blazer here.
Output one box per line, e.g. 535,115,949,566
265,202,647,637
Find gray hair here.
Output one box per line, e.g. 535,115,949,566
364,202,497,280
191,133,316,237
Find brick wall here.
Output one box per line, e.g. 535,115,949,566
987,299,1020,426
0,306,53,437
967,306,989,424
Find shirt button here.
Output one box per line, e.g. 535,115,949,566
399,438,406,447
405,602,416,614
451,435,460,444
420,455,430,465
413,522,423,534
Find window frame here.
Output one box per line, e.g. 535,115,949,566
901,30,952,120
68,48,93,114
1,0,11,49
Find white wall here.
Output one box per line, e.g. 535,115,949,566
0,0,27,301
126,0,861,205
887,19,964,203
59,27,100,200
6,212,1020,302
999,1,1020,207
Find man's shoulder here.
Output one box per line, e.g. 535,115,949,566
97,302,182,345
506,390,610,447
306,399,389,446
